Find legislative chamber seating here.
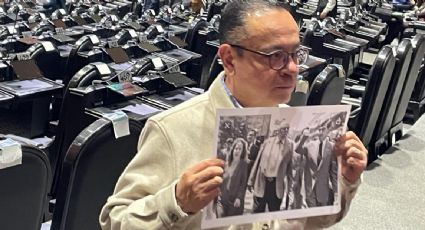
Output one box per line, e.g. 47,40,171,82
369,38,413,157
307,64,346,105
342,45,396,162
51,116,148,230
0,136,51,230
0,0,424,228
390,34,425,144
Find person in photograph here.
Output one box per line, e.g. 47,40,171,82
315,129,338,206
246,128,262,178
304,128,321,207
247,123,293,213
218,138,234,162
288,127,310,209
217,138,249,217
234,121,248,139
304,127,338,207
100,0,368,229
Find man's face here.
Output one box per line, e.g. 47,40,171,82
247,130,256,142
222,9,300,107
319,127,326,141
278,126,289,140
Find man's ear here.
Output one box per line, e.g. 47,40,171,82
218,44,235,75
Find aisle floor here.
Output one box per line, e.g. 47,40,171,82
330,115,425,229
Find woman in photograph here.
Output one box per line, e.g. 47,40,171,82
217,138,249,217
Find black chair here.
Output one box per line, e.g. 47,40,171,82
51,116,146,230
288,79,309,106
390,34,425,143
32,21,56,36
50,63,112,198
307,64,346,105
407,34,425,121
369,39,413,156
184,18,209,52
28,41,62,80
344,45,396,163
64,35,101,86
0,137,51,230
184,18,210,85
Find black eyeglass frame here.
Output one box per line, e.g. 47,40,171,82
229,44,309,70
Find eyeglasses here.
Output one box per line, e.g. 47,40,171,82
229,44,309,70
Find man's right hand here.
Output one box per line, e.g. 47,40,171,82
175,158,224,214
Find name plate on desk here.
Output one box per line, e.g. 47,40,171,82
118,70,132,83
55,27,65,34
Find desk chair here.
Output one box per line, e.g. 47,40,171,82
50,63,112,199
307,64,346,105
0,137,51,230
64,35,101,86
51,117,145,230
391,34,425,142
344,45,396,163
370,38,413,156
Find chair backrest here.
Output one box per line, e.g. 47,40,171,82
51,117,146,230
28,41,62,80
410,36,425,103
372,39,413,142
353,45,395,146
0,139,51,230
288,79,309,106
307,64,346,105
50,63,111,198
184,19,209,52
392,34,425,132
64,35,100,86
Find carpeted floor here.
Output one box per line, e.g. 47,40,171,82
329,115,425,229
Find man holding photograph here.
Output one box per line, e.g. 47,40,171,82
100,0,368,229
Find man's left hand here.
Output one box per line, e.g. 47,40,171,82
319,12,327,19
334,131,368,183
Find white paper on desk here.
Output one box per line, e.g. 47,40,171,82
119,103,160,116
164,90,197,102
110,62,133,72
202,105,351,229
1,79,52,93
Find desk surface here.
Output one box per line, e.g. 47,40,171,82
0,78,63,97
0,90,14,105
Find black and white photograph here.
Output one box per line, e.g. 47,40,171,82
202,105,351,229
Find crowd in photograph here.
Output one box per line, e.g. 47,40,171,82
215,112,347,218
